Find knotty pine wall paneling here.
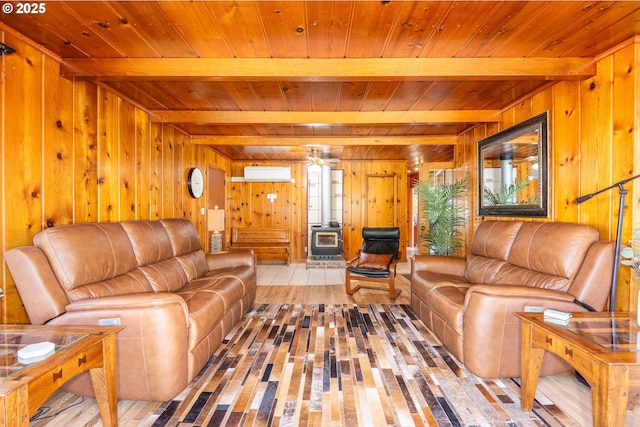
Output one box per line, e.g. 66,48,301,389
0,32,227,323
340,160,408,261
228,160,408,263
458,40,639,310
228,162,298,256
74,81,100,224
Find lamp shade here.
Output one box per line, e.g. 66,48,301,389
207,208,225,232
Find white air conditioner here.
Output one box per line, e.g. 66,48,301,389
243,166,292,182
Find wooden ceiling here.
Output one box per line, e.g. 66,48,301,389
2,1,640,167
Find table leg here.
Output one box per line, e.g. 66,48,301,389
591,361,629,426
89,334,118,427
520,321,544,410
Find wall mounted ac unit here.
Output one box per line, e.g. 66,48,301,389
243,166,292,182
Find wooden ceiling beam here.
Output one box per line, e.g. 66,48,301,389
151,110,499,124
61,58,595,81
191,136,457,146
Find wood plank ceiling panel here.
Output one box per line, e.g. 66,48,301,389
305,1,353,58
105,2,196,57
346,1,404,57
456,1,546,58
33,2,125,57
220,82,265,111
158,2,234,57
256,1,309,58
310,82,342,111
382,1,452,58
2,1,639,165
107,82,172,110
77,2,164,58
161,82,240,111
282,82,314,111
528,2,639,57
207,1,272,57
418,1,498,58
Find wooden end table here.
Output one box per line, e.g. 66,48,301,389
0,324,122,426
516,311,640,426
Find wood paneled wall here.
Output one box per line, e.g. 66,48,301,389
1,28,637,322
457,39,639,310
0,32,231,323
228,160,408,263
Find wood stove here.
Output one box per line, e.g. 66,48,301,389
310,225,342,259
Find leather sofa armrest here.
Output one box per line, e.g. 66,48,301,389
462,285,583,378
412,254,467,276
64,292,190,318
49,293,191,401
206,248,255,271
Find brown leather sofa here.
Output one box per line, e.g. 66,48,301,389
411,220,615,379
4,219,256,401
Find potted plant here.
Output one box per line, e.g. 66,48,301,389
416,176,468,256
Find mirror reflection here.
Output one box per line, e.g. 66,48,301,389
478,112,548,217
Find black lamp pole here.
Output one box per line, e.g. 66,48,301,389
575,173,640,311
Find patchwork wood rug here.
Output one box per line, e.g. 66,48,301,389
150,304,577,426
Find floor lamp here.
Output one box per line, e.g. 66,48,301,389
208,207,225,253
575,173,640,311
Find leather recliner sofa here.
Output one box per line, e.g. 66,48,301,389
4,219,256,401
411,220,615,379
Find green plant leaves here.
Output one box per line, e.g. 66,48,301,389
416,176,468,256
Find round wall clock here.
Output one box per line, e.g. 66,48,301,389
187,167,204,199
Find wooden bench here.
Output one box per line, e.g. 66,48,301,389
231,228,291,265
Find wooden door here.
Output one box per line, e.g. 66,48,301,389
366,174,397,227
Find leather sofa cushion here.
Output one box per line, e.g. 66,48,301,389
161,219,203,256
468,221,522,260
507,222,598,279
34,222,137,291
140,258,189,292
204,265,255,295
66,269,154,300
176,251,209,281
411,272,470,303
464,255,507,284
178,276,246,351
492,264,572,291
122,220,174,266
426,285,469,336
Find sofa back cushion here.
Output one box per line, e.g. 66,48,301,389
139,259,189,292
465,221,600,291
506,222,598,279
121,220,174,266
34,222,138,291
161,219,203,256
465,221,522,284
161,219,208,280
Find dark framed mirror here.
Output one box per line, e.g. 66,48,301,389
478,111,549,217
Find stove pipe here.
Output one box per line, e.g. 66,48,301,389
321,164,332,226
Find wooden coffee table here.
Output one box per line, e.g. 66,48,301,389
517,311,640,426
0,324,122,426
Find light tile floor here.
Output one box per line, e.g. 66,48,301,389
257,260,412,286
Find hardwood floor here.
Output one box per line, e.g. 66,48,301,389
255,261,412,305
33,260,640,426
262,262,640,427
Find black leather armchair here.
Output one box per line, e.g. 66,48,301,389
345,227,400,299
